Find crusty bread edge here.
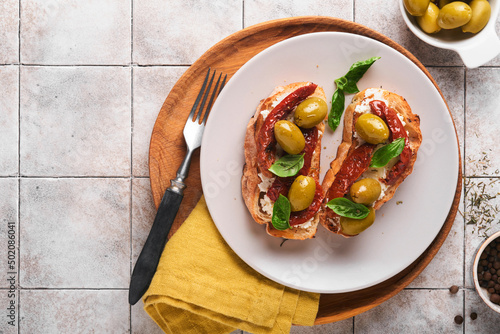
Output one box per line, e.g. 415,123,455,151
241,82,326,240
320,88,423,237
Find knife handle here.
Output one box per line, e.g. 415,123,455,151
128,186,183,305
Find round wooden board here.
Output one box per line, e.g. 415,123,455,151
149,16,462,324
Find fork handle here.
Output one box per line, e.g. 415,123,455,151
128,149,195,305
173,148,195,189
129,187,183,305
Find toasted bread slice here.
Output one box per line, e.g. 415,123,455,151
241,82,326,240
321,88,422,237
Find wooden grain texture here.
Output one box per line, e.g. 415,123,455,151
148,16,462,324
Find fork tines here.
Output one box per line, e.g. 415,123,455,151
189,68,227,124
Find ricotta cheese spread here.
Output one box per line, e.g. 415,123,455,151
260,194,273,215
258,173,275,215
260,109,270,120
295,217,314,229
257,173,275,193
354,88,390,115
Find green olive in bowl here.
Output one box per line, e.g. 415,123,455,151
350,178,382,205
355,113,390,145
340,207,376,236
288,175,316,212
294,97,328,128
274,120,305,155
417,2,442,33
462,0,491,33
403,0,431,16
437,1,472,29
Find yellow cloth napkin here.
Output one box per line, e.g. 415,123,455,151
143,196,320,334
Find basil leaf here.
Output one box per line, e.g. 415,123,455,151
268,154,304,177
327,56,380,132
328,88,345,132
272,194,291,230
342,57,381,94
334,76,348,91
370,137,405,168
325,197,370,219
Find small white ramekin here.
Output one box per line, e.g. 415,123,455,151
473,230,500,314
400,0,500,68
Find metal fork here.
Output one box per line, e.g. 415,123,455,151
129,68,227,305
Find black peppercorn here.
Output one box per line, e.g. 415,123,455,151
490,294,500,304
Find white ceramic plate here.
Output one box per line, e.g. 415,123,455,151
200,32,459,293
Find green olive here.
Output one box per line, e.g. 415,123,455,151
294,97,328,128
417,2,442,33
349,178,382,205
404,0,431,16
340,207,376,236
462,0,491,33
288,175,316,212
437,2,472,29
355,113,390,144
274,120,305,155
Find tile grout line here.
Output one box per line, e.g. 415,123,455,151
5,287,130,291
18,63,132,67
353,0,356,22
241,0,245,29
15,63,194,67
14,175,149,179
5,63,495,68
462,67,467,334
17,0,21,332
130,0,134,331
0,286,474,292
462,289,466,333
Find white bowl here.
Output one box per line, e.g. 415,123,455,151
473,230,500,314
400,0,500,68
